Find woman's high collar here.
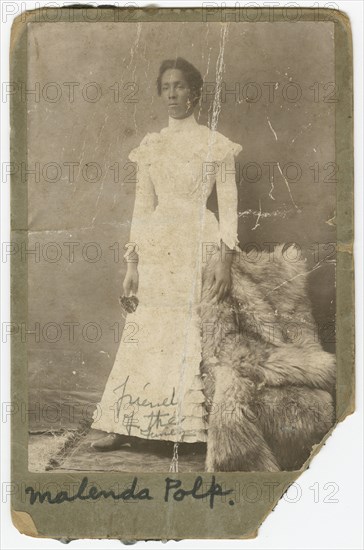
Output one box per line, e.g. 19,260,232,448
167,113,199,132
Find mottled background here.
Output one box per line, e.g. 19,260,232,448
26,21,336,431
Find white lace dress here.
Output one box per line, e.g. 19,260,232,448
91,114,242,443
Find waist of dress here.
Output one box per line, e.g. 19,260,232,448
155,199,210,215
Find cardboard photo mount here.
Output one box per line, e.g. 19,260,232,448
10,6,354,542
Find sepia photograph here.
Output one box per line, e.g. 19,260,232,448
21,16,340,476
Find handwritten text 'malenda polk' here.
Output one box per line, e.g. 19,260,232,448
25,476,235,510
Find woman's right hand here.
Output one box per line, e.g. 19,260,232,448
123,267,139,296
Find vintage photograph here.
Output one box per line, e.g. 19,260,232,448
25,18,337,474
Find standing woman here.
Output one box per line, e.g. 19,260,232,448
91,57,242,462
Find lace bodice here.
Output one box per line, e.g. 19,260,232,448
126,114,242,254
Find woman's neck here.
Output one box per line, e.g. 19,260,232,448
168,113,198,131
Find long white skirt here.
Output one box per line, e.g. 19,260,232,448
91,203,220,443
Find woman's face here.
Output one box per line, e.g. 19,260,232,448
160,68,194,119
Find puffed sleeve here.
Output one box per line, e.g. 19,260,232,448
123,142,156,261
214,138,242,251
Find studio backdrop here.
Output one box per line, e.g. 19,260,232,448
25,21,336,432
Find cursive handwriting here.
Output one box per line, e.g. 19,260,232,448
25,476,152,505
165,476,234,509
25,476,234,509
113,375,182,438
114,375,178,413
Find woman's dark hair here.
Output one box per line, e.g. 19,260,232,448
156,57,203,106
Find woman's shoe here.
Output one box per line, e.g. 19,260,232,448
91,433,130,452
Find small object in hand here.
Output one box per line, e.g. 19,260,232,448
119,294,139,314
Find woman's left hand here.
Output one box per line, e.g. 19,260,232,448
208,262,232,303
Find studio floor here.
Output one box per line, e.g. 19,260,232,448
28,430,207,473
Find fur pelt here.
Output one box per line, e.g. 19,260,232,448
199,244,336,472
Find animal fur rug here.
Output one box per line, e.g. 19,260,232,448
199,244,336,472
